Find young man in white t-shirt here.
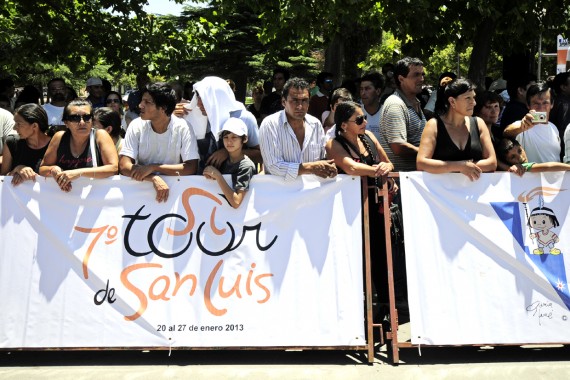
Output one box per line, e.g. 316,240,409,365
42,78,67,129
120,82,199,202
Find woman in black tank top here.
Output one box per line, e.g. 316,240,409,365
39,99,118,192
1,104,52,186
417,78,497,180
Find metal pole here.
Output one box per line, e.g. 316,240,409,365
538,32,542,82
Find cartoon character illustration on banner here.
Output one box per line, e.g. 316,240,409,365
527,196,561,255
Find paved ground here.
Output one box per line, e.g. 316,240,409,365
1,343,570,379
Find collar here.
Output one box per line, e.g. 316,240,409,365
395,88,420,108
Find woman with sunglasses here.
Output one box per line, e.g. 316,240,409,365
326,101,395,314
417,77,496,181
105,91,128,130
1,104,52,186
39,99,118,192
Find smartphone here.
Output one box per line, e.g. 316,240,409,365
530,111,547,123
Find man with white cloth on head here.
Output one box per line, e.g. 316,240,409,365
174,76,261,174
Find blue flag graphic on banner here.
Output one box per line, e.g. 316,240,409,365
492,202,570,310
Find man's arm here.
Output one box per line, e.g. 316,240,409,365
503,113,534,138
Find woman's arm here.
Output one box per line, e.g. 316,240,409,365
0,142,12,175
39,131,64,176
474,117,497,172
416,118,482,180
503,113,534,138
325,138,380,177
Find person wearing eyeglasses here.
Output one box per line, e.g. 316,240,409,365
380,57,427,172
85,77,106,109
325,101,395,313
39,99,119,192
308,71,334,119
119,82,199,203
503,82,561,164
416,78,497,181
105,91,128,130
259,77,337,179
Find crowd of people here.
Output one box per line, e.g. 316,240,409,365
2,60,570,320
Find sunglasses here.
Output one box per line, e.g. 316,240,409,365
66,114,93,123
106,98,121,104
348,115,367,125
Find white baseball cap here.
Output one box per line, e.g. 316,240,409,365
218,117,248,138
86,77,103,87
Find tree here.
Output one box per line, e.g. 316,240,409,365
176,4,320,100
0,1,198,86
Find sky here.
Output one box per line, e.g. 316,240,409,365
144,0,189,16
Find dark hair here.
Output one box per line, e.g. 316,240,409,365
329,87,353,109
102,79,112,94
316,72,333,87
435,77,476,115
334,101,361,136
251,83,264,95
0,94,11,106
220,130,247,143
273,67,290,81
14,103,49,133
393,57,424,88
506,74,536,99
360,72,385,90
0,77,14,93
62,99,92,121
47,77,66,90
525,82,551,105
551,72,570,95
15,85,42,106
474,90,502,115
105,90,123,112
495,138,520,163
282,77,310,99
527,207,559,228
142,82,176,116
94,107,124,138
66,85,78,102
168,81,184,103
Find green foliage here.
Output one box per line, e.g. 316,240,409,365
359,32,402,73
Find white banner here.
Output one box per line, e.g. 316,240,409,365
401,172,570,345
0,175,364,348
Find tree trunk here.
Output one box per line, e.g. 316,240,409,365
468,18,496,88
325,33,344,86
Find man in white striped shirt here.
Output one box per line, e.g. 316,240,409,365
259,78,337,180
